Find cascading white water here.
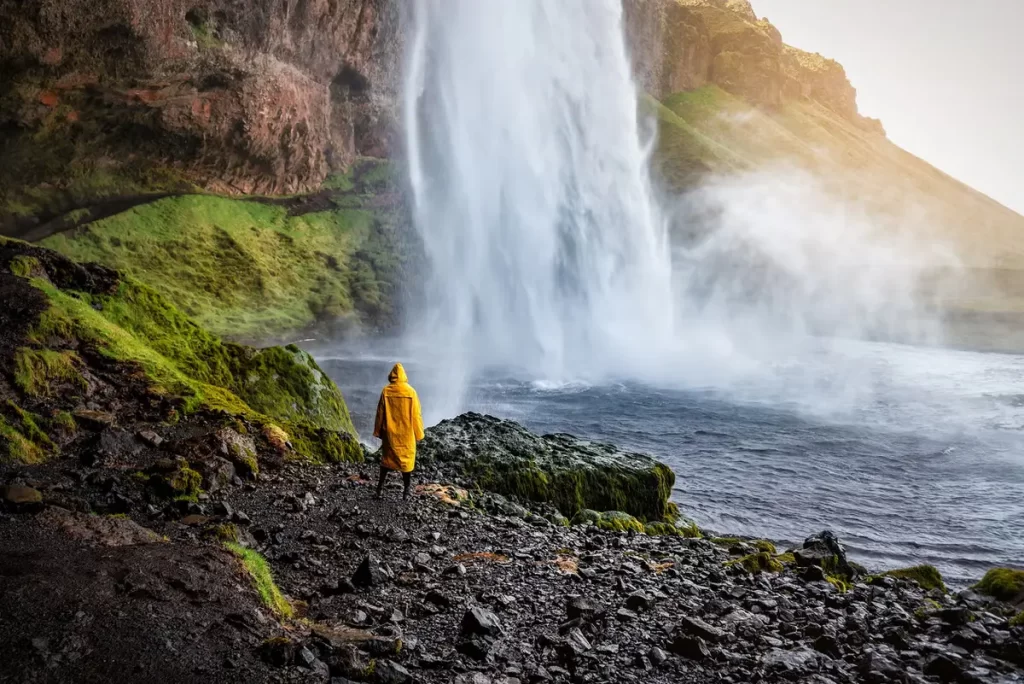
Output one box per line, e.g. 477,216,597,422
403,0,674,417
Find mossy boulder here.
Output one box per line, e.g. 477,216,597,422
0,238,360,464
881,565,947,594
595,511,646,534
727,551,784,574
974,568,1024,603
417,413,678,522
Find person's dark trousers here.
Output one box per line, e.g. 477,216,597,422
376,467,413,500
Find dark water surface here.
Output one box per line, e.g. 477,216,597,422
318,340,1024,585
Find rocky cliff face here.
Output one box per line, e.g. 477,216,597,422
0,0,402,216
623,0,883,133
0,0,885,224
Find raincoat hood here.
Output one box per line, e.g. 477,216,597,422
388,363,408,384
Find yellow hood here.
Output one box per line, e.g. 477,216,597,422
388,363,408,384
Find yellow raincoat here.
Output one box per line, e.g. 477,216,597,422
373,363,425,473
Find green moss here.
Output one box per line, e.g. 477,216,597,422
644,520,702,538
726,552,784,574
1010,612,1024,627
914,598,943,620
776,552,796,564
881,565,947,593
644,521,681,536
463,457,676,523
0,402,53,464
595,511,645,534
20,263,360,461
168,464,202,501
41,192,412,341
10,255,40,278
973,568,1024,602
206,523,240,543
13,348,86,396
225,542,293,618
754,540,777,554
826,576,851,593
50,410,77,436
570,509,602,525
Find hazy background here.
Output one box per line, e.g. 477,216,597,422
751,0,1024,215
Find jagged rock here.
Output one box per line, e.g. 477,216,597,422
625,590,653,611
675,616,725,643
136,429,163,448
669,635,711,660
352,555,383,588
373,659,411,684
259,637,296,667
566,596,597,620
763,647,822,673
462,607,502,637
924,653,969,682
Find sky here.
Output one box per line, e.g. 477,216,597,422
750,0,1023,215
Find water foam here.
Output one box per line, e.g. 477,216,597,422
403,0,673,418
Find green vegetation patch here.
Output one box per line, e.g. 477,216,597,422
881,565,947,593
973,568,1024,602
419,415,678,523
42,187,410,341
0,401,53,464
225,542,293,618
13,348,86,396
727,551,784,574
3,238,360,462
1010,611,1024,627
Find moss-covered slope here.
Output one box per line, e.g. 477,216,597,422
37,159,415,342
0,238,360,465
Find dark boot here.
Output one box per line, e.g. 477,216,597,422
375,467,388,500
402,472,412,501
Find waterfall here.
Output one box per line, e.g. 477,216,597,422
403,0,674,417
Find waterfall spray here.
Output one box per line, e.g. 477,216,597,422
403,0,674,418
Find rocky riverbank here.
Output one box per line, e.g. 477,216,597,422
3,410,1023,683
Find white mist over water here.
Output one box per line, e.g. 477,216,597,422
403,0,674,419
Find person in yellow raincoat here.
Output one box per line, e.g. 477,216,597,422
373,362,425,500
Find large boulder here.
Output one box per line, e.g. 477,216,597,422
416,413,677,522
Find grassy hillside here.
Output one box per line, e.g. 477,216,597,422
646,85,1024,324
39,159,415,343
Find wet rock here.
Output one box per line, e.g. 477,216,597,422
924,653,969,682
675,616,725,643
136,429,163,447
812,634,841,658
462,606,502,637
763,647,821,673
669,635,711,660
425,590,453,610
352,555,383,588
260,636,296,667
1,484,43,511
647,646,668,666
456,636,495,661
566,595,597,620
625,590,653,611
373,659,411,683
